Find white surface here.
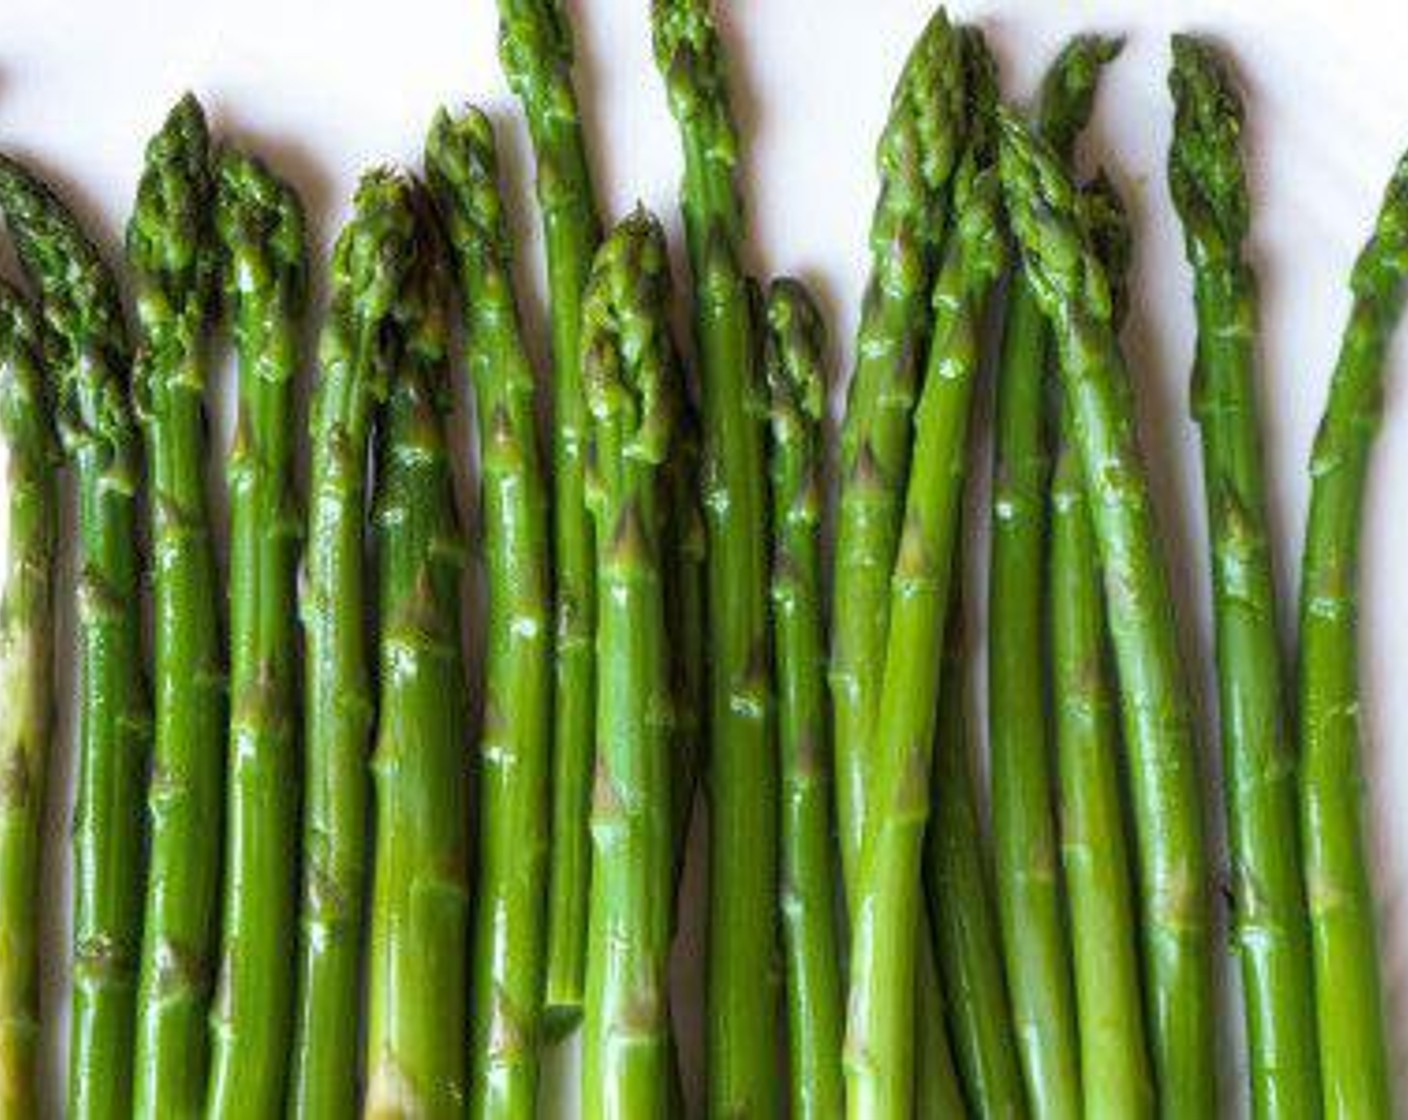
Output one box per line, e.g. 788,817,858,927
5,0,1408,1115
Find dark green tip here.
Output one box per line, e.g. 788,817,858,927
582,208,677,465
326,168,421,347
1037,34,1123,160
497,0,575,108
424,105,511,265
1168,35,1249,267
215,146,308,316
1080,171,1134,325
764,278,826,433
1350,147,1408,309
0,279,55,462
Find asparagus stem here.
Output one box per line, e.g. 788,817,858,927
362,169,470,1119
578,208,679,1120
651,3,779,1112
124,96,225,1120
1298,146,1408,1120
1051,174,1155,1120
987,38,1118,1120
764,279,845,1120
925,589,1027,1120
0,283,58,1119
998,112,1216,1116
205,148,307,1120
290,172,407,1119
1168,37,1321,1119
495,0,604,1030
845,46,1005,1112
913,915,967,1119
427,108,553,1120
0,151,150,1120
831,7,968,905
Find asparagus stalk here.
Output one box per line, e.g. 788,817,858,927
651,3,779,1112
987,38,1118,1119
495,0,604,1029
1167,37,1320,1119
362,170,470,1120
205,148,307,1120
125,96,225,1120
913,921,967,1119
576,207,679,1120
0,282,58,1119
764,278,844,1120
831,6,968,903
426,108,552,1120
844,57,1006,1113
1051,174,1155,1119
1298,146,1408,1120
926,598,1028,1120
998,112,1216,1116
0,151,150,1120
290,172,406,1118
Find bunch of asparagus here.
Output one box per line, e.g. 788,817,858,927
0,2,1405,1118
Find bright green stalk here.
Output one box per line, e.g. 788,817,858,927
0,152,150,1120
998,112,1215,1116
651,3,778,1113
764,279,844,1120
987,38,1118,1120
1168,36,1320,1120
577,208,678,1120
1298,147,1408,1120
925,597,1026,1120
205,148,307,1120
495,0,604,1029
290,172,408,1120
125,96,224,1120
0,283,58,1119
831,7,968,903
1051,175,1155,1120
427,108,553,1120
844,102,1006,1116
362,172,470,1120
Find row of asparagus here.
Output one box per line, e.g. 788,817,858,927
0,1,1404,1118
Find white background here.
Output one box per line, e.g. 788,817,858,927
5,0,1408,1115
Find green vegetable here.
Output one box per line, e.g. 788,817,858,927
126,96,224,1120
1298,145,1408,1120
651,1,779,1112
205,147,307,1120
845,50,1005,1112
578,207,679,1120
0,282,58,1119
998,111,1216,1116
1051,173,1155,1119
495,0,604,1030
987,37,1118,1119
363,168,470,1120
1168,36,1320,1120
290,171,405,1119
764,278,844,1120
427,107,553,1120
0,150,150,1120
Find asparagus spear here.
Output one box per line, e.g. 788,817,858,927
205,148,307,1120
1298,146,1408,1120
651,2,779,1111
0,151,150,1120
495,0,604,1030
426,108,552,1120
764,278,844,1120
844,61,1006,1114
124,96,225,1120
575,207,679,1120
1167,37,1320,1119
290,173,415,1119
987,38,1118,1119
998,112,1216,1116
926,596,1027,1120
362,170,470,1120
0,282,58,1119
831,6,967,904
1051,174,1155,1119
